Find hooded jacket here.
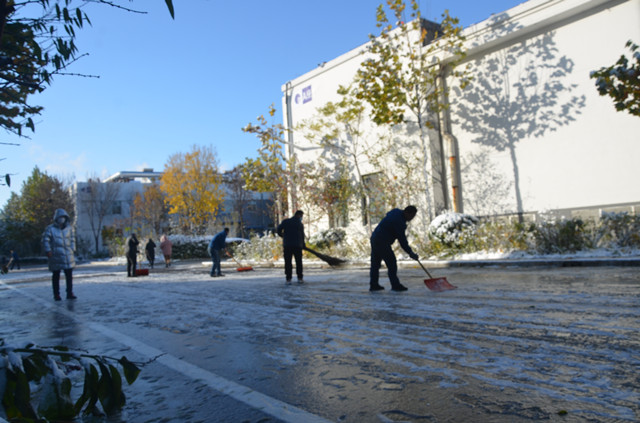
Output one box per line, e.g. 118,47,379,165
41,209,76,271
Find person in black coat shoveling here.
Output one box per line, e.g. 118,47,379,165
277,210,306,285
208,228,229,277
125,233,140,277
370,205,419,292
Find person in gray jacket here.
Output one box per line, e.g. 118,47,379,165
42,209,76,301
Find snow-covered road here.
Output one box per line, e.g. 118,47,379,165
2,262,639,422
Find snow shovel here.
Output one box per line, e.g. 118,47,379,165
416,259,456,292
227,253,253,272
303,247,346,267
135,253,149,276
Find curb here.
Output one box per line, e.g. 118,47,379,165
226,257,640,270
433,258,640,268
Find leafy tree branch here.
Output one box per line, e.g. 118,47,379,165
590,40,640,117
1,338,157,421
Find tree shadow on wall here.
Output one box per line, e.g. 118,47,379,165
453,15,586,221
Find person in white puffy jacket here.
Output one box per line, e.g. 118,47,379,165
41,208,76,301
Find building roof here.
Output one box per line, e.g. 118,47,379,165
103,169,163,183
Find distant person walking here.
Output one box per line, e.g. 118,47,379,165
145,238,156,269
369,206,419,292
160,234,172,268
125,233,140,277
277,210,306,285
8,250,20,270
42,209,77,301
208,228,229,277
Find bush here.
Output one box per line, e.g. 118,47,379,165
417,211,640,258
473,220,535,253
169,235,210,259
308,228,346,250
104,212,640,262
234,233,282,261
427,212,479,252
598,212,640,248
533,217,590,254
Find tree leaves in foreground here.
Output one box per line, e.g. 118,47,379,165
0,338,146,421
590,40,640,117
0,0,175,138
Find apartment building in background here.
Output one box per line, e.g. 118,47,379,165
71,169,273,255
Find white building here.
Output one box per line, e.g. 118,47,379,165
72,169,273,256
71,169,163,255
282,0,640,233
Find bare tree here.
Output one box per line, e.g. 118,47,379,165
81,177,121,254
224,167,251,237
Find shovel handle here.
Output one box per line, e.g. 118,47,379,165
416,259,434,279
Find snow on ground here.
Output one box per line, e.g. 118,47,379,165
1,260,639,422
452,248,640,261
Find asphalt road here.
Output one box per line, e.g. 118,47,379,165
1,261,639,422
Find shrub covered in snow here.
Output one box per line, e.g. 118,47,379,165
533,217,589,254
168,235,211,259
428,212,479,247
308,228,346,250
106,212,640,262
598,212,640,248
234,232,282,261
531,212,640,254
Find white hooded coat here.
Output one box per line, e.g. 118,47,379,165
41,209,76,271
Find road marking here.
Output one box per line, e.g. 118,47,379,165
1,282,332,423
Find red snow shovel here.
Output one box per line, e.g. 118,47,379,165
228,254,253,272
416,259,456,292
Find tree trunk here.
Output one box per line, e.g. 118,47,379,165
417,117,434,223
508,143,524,224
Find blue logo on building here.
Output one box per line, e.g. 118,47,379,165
302,85,312,104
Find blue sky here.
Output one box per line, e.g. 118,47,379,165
0,0,525,207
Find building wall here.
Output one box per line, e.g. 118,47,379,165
448,0,640,216
72,181,147,254
282,0,640,230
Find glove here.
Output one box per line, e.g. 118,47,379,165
409,252,419,260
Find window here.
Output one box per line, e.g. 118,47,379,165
111,201,122,215
362,172,386,226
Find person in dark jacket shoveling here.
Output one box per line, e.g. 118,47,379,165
277,210,306,285
42,209,77,301
208,228,229,277
369,206,419,292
